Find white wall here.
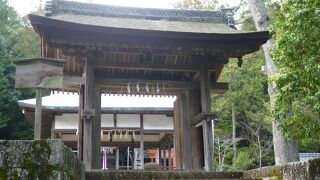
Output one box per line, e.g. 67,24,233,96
54,113,173,130
117,114,140,127
143,115,173,130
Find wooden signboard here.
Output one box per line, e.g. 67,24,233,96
14,58,66,89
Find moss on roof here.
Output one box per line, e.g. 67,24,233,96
51,14,247,34
47,0,229,23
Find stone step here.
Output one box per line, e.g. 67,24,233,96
85,170,261,180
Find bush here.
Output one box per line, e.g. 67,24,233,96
235,151,254,171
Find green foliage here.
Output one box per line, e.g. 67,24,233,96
174,0,218,9
213,51,274,169
235,150,254,170
0,0,39,139
272,0,320,146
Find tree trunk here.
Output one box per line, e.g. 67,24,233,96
247,0,299,165
232,103,236,169
257,134,262,168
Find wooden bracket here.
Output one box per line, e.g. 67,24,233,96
82,109,95,119
192,112,217,126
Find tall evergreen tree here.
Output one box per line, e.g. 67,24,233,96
0,0,39,139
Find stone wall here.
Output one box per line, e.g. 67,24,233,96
243,158,320,180
86,170,243,180
0,140,85,180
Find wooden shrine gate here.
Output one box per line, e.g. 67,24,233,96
14,0,269,171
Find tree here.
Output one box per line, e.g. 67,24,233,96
272,1,320,147
0,0,39,139
247,0,299,165
216,137,242,171
174,0,218,9
213,51,274,169
240,119,273,168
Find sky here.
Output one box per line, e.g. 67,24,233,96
8,0,241,16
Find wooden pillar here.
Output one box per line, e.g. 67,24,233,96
200,63,214,171
173,99,182,169
174,91,202,170
114,114,117,128
92,86,101,169
188,90,203,169
83,57,94,170
168,147,172,170
140,114,144,169
131,136,135,170
78,85,84,160
34,88,42,140
163,149,167,170
158,148,162,168
51,117,55,139
116,148,120,170
127,147,130,170
180,92,192,169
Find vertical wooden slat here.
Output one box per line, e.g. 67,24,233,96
116,148,120,170
158,148,162,169
168,147,172,170
163,149,167,169
140,114,144,169
131,138,135,170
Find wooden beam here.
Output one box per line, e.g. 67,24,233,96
95,77,198,90
211,82,228,94
61,76,228,94
192,112,217,126
34,88,42,140
94,61,201,72
63,76,84,86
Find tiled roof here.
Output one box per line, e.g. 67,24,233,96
45,0,230,23
299,153,320,161
40,0,241,34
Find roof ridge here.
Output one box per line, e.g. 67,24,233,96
45,0,232,23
